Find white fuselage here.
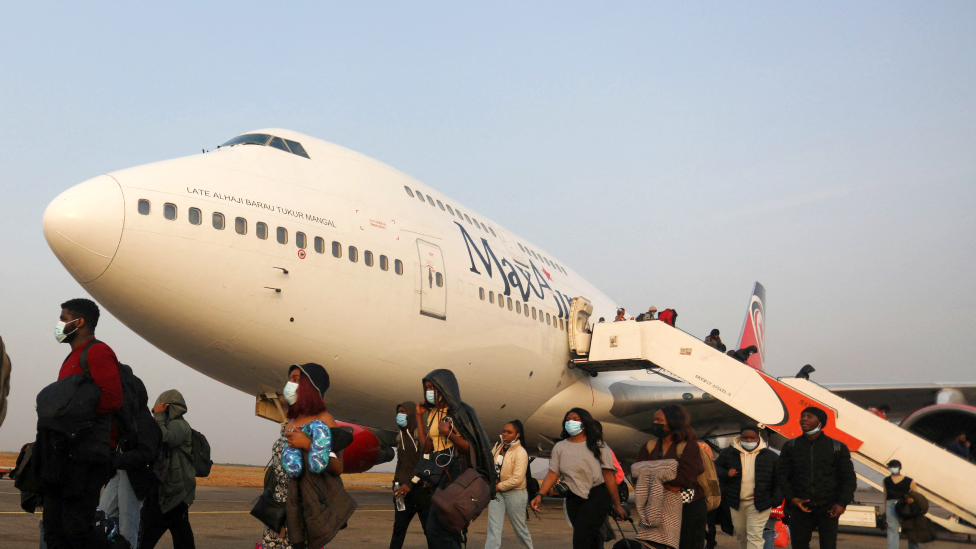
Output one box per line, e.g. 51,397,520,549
43,128,698,460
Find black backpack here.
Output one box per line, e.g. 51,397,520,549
36,339,102,435
525,457,540,501
112,364,143,447
186,427,213,477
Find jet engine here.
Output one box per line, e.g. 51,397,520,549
900,403,976,447
335,421,398,474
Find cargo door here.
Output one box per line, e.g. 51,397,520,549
417,239,446,320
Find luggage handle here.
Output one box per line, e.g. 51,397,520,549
613,516,639,539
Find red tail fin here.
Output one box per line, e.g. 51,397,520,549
736,282,766,372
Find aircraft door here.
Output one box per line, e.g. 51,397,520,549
417,239,447,320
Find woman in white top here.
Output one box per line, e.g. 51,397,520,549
485,420,534,549
531,408,626,549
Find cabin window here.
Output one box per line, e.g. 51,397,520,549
314,237,325,254
499,296,505,308
395,259,404,275
464,214,472,224
349,246,358,263
235,217,247,235
404,186,415,198
515,301,521,314
380,255,389,271
546,312,551,325
436,200,445,211
489,227,496,237
481,223,488,233
364,250,374,267
435,272,443,287
446,204,455,215
188,207,201,225
213,213,225,230
284,139,310,158
276,227,287,244
163,203,177,220
479,288,485,300
256,222,267,239
489,291,494,304
472,217,480,228
507,297,513,311
518,243,525,252
524,303,529,317
532,307,537,319
417,192,426,204
455,209,464,220
559,318,564,330
332,241,341,258
138,200,151,215
425,195,434,206
296,232,307,249
269,136,289,152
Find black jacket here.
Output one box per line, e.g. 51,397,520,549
777,434,856,508
115,405,161,501
714,442,781,511
420,369,496,497
393,400,421,487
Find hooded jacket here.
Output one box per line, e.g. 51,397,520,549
714,437,780,511
421,369,496,497
154,389,196,513
394,400,421,487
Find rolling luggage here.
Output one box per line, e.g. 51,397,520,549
611,516,642,549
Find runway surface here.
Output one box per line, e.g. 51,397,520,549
2,482,973,548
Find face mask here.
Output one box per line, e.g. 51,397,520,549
564,420,583,436
740,440,759,451
283,381,300,405
803,421,822,436
425,390,436,405
649,423,668,438
54,318,79,343
396,413,408,428
889,467,900,475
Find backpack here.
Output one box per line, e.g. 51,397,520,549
186,427,213,477
525,457,540,502
112,364,142,447
647,439,721,511
658,309,677,327
36,339,102,434
431,443,491,536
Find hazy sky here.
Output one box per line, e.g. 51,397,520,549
1,3,974,465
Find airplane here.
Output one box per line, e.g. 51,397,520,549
41,128,976,473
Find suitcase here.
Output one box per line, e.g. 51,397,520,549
611,517,642,549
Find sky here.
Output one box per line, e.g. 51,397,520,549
1,2,974,466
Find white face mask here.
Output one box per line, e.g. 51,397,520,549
740,440,759,451
54,318,80,343
425,390,436,405
889,467,900,475
803,421,822,436
283,381,300,405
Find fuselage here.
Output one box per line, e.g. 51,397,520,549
42,128,704,460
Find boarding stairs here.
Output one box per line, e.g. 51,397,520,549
566,298,976,529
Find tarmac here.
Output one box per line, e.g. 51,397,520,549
2,481,974,548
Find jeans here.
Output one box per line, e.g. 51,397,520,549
762,517,776,549
43,477,115,549
886,500,922,549
99,471,144,549
140,501,195,549
788,504,839,549
390,484,431,549
729,501,771,549
485,488,533,549
565,483,612,549
425,457,463,549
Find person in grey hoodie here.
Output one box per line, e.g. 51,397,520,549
140,390,196,549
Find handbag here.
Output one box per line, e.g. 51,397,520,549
431,442,491,535
251,457,287,531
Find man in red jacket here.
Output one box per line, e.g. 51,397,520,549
44,298,124,549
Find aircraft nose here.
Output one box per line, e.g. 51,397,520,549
43,175,125,283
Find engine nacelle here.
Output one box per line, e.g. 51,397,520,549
335,421,397,474
900,403,976,447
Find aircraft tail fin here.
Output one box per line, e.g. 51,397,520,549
736,282,766,372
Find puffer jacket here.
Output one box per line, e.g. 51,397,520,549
714,437,780,511
286,463,357,549
154,389,195,513
896,491,936,544
777,434,855,509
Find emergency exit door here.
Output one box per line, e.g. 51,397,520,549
417,240,446,320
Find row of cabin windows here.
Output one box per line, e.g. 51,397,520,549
477,287,565,330
401,185,568,277
138,199,404,275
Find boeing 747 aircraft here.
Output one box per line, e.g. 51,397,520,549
42,129,976,472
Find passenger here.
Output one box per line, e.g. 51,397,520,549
714,426,780,549
390,401,429,549
530,408,626,549
598,318,606,323
99,371,162,549
414,369,495,549
614,308,627,322
0,334,9,428
635,404,707,549
732,346,758,363
141,390,197,549
867,405,890,420
777,406,856,549
704,329,723,350
946,432,971,459
895,490,936,548
485,420,534,549
884,460,919,549
261,364,343,549
38,298,124,549
657,308,678,327
636,306,658,322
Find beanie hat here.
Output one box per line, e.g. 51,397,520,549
290,363,330,397
710,329,720,336
801,406,828,427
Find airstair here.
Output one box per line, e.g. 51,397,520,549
567,298,976,527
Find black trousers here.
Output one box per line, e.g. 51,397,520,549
788,505,839,549
391,484,432,549
140,501,195,549
705,507,718,549
42,480,115,549
566,483,612,549
679,498,708,549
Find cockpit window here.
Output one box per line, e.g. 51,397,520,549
221,134,271,147
220,133,311,159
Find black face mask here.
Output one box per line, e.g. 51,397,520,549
649,423,668,438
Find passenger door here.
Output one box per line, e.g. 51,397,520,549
416,239,446,320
